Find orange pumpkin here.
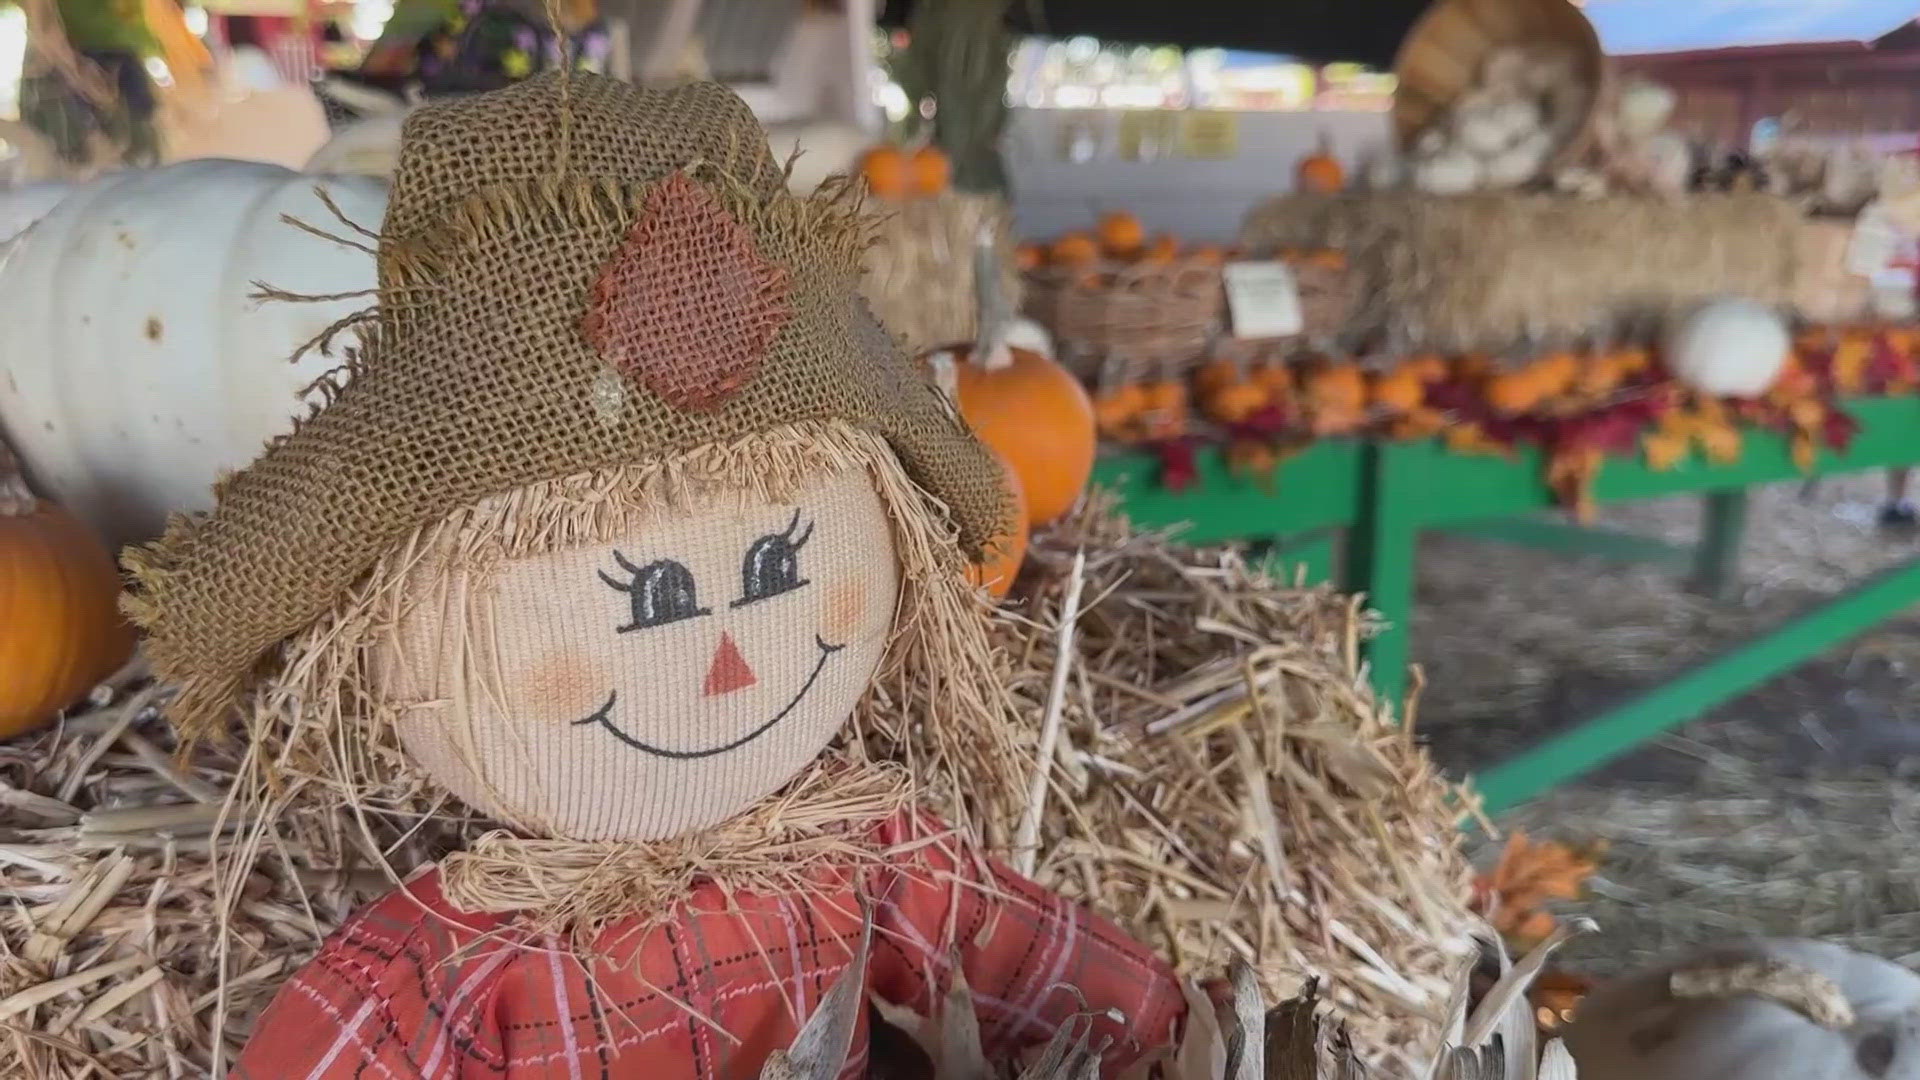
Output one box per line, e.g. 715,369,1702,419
1188,243,1226,265
967,452,1030,599
909,144,951,196
1486,369,1548,415
1406,354,1450,383
0,456,134,738
1530,352,1581,399
1142,378,1189,415
1141,234,1180,264
1296,135,1345,194
1204,381,1271,423
859,145,909,200
1303,363,1367,414
1193,356,1242,397
953,345,1096,526
1094,384,1148,438
1097,211,1145,258
1050,232,1101,267
1370,367,1426,413
1251,362,1294,398
1014,242,1045,272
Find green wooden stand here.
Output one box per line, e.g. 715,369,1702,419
1092,397,1920,815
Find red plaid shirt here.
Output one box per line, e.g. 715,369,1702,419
236,813,1184,1079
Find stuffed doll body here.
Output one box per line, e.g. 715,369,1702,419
124,73,1183,1079
235,812,1181,1079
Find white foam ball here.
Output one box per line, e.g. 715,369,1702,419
1664,298,1790,398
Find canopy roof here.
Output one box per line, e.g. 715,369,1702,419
1582,0,1920,57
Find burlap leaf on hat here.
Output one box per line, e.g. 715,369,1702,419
583,171,790,411
122,73,1014,741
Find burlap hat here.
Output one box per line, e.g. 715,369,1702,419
123,72,1011,740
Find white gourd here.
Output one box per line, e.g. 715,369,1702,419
0,160,387,549
1416,148,1485,196
1663,298,1790,398
1567,939,1920,1080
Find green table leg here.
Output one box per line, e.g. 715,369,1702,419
1347,443,1419,709
1472,552,1920,814
1689,489,1749,600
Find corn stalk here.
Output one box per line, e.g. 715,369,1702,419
892,0,1013,194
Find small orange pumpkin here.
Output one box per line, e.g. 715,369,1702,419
1193,356,1242,398
1303,363,1367,415
1251,362,1294,398
909,144,952,196
1142,378,1189,415
1188,243,1226,265
953,345,1097,526
1050,232,1101,267
1296,134,1345,194
1370,367,1426,413
967,451,1030,599
1097,211,1145,258
1204,380,1271,423
1486,369,1548,415
0,451,134,738
1141,234,1180,264
1094,383,1149,438
859,145,909,200
1014,242,1045,272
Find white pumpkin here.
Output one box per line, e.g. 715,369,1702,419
0,159,386,550
1663,298,1791,398
304,114,407,178
0,181,76,245
1568,939,1920,1080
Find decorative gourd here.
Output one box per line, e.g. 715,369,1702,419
859,145,909,199
0,444,133,738
1566,938,1920,1080
1097,211,1145,258
1665,299,1791,398
909,144,951,196
966,451,1029,599
1296,134,1347,194
0,160,389,550
952,345,1096,526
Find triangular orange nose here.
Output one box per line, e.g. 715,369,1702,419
702,632,758,697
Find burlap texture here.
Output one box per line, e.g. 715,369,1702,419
123,73,1010,740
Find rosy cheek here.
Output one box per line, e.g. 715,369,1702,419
518,652,609,715
820,576,871,644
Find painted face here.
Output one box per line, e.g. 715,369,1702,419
371,468,899,841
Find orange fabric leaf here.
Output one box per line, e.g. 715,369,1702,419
1643,431,1688,472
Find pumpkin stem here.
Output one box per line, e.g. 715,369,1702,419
971,220,1012,371
0,437,35,518
1669,957,1856,1030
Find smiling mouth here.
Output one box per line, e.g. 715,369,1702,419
571,636,845,760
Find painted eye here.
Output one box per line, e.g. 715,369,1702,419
732,509,813,608
599,552,709,632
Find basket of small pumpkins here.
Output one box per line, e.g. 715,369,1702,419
1017,211,1228,380
855,142,1023,355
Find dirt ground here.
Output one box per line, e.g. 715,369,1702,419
1407,469,1920,974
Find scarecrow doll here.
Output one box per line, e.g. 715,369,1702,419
123,73,1183,1078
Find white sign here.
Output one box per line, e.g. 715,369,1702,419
1223,260,1304,340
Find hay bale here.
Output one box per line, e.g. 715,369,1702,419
860,193,1020,354
1239,191,1806,352
992,503,1481,1077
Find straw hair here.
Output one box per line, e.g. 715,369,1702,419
210,420,1022,939
123,73,1013,747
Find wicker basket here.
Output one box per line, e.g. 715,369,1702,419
1023,259,1224,380
1390,0,1606,174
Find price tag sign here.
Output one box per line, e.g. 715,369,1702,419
1223,261,1304,339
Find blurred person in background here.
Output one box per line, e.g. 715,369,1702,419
14,0,162,166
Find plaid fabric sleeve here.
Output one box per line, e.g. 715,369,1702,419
234,875,514,1080
870,813,1187,1074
